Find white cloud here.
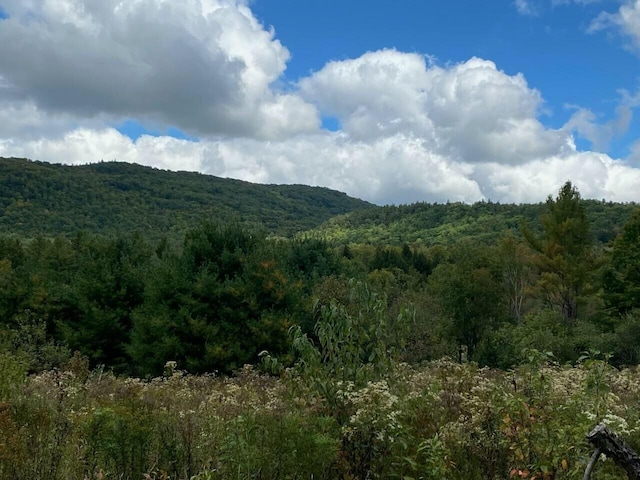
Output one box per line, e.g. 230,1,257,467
298,50,435,140
3,123,640,205
0,127,211,172
563,104,633,151
300,52,570,165
0,99,96,141
0,0,319,139
0,128,483,204
623,138,640,168
514,0,539,16
204,133,484,204
589,0,640,51
1,2,640,205
476,151,625,203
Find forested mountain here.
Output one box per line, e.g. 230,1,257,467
312,198,637,246
1,157,636,246
0,157,372,238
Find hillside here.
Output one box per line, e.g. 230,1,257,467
0,157,372,238
1,157,636,246
311,199,638,246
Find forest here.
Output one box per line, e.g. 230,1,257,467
2,161,640,479
0,157,371,239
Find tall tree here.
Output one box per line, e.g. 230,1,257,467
59,233,152,371
498,235,533,324
524,181,595,323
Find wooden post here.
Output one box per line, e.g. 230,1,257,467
585,424,640,479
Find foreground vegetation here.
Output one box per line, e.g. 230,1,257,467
1,334,638,479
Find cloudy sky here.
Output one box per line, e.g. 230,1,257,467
1,0,640,204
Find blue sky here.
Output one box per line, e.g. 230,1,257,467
251,0,638,156
1,0,640,204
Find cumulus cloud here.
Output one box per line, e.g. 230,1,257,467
0,128,484,204
1,1,640,205
475,151,632,203
206,134,484,204
0,99,96,141
300,51,570,165
4,123,640,205
0,0,319,138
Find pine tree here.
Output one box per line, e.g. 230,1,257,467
524,182,594,323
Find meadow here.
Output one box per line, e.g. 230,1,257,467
2,338,639,479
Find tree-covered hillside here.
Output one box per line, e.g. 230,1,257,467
2,157,636,247
312,199,637,246
0,157,372,239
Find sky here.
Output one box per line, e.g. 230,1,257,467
2,1,640,204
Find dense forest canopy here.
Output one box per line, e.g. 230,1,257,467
0,174,640,375
1,157,636,247
312,197,637,246
0,157,372,239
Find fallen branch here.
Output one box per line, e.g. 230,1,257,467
582,448,600,480
585,424,640,479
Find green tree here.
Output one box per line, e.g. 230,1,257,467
428,243,507,361
498,235,533,324
59,233,152,371
128,224,296,375
524,182,595,323
603,208,640,316
284,238,339,292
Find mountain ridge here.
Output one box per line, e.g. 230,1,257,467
2,157,637,246
0,157,373,239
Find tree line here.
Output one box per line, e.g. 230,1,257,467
2,181,640,375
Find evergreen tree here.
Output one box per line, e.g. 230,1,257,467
524,181,595,322
128,224,296,375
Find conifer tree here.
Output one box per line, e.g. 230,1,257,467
524,181,594,322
